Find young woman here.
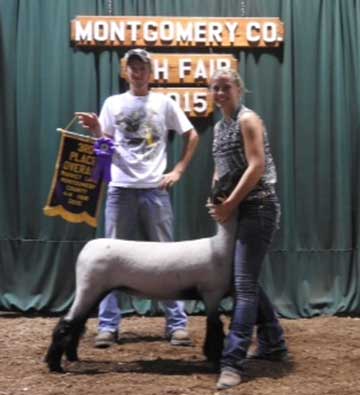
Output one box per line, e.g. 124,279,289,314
207,69,288,390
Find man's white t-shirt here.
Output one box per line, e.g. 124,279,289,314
99,91,193,188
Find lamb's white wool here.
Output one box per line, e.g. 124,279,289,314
65,217,237,321
46,215,237,373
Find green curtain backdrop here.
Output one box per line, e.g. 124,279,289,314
0,0,359,318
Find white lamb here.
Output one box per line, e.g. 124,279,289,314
45,181,237,373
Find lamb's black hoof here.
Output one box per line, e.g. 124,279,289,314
48,363,64,373
203,340,223,364
65,349,79,362
203,360,220,373
66,355,79,362
45,351,64,373
205,353,221,366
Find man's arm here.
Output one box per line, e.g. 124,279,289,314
160,128,199,189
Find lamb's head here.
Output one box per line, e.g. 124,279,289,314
210,169,244,204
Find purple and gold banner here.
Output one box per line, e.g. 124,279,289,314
43,130,110,227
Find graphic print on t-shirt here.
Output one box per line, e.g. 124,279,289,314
114,107,162,161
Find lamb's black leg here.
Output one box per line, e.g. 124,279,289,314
64,320,86,362
203,313,225,366
45,318,84,373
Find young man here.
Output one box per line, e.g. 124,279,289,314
76,49,199,348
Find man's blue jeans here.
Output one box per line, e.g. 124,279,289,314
98,186,187,336
221,198,286,369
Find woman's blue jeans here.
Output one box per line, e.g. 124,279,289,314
98,186,187,336
221,198,286,370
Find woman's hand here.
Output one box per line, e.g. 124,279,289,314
206,198,236,224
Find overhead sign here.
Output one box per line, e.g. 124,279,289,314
71,16,284,48
120,53,238,84
151,87,213,117
70,15,285,117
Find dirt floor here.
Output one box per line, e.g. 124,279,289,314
0,313,360,395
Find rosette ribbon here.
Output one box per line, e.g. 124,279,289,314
92,137,115,183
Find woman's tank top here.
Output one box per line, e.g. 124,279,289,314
212,105,277,202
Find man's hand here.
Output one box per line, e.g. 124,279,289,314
160,169,182,190
75,112,102,136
